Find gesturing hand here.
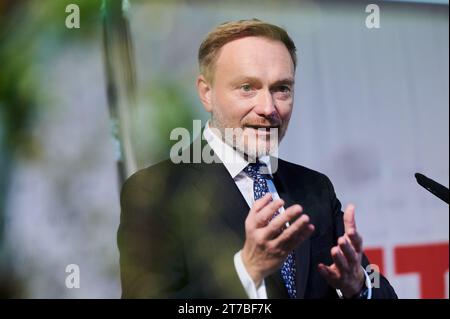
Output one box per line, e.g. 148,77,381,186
241,193,315,286
317,204,365,298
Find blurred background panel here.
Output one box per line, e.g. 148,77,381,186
0,0,119,298
0,0,448,298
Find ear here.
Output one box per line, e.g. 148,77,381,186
196,75,213,113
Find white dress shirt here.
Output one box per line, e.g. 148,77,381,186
202,121,372,299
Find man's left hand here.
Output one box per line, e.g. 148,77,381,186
317,204,365,298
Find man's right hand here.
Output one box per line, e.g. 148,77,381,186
241,193,315,286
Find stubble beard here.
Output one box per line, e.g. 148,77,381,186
210,113,287,162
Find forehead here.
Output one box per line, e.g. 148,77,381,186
213,36,295,81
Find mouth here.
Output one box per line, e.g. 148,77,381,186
245,125,279,136
245,125,280,133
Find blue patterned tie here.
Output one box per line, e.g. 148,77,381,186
244,162,297,299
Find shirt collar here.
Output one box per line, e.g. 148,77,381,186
203,120,274,178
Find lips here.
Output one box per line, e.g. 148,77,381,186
245,124,280,128
245,126,279,132
244,126,280,137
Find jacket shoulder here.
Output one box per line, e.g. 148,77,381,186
278,158,331,183
120,159,199,208
122,159,193,190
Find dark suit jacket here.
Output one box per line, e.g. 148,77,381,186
118,150,397,298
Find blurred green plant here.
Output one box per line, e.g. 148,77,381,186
0,0,204,297
0,0,101,298
102,0,203,174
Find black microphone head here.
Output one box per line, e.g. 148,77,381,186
415,172,449,205
415,173,426,185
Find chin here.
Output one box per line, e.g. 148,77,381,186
220,126,281,160
236,137,279,161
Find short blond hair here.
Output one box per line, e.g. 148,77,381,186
198,19,297,83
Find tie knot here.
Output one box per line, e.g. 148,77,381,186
244,162,267,179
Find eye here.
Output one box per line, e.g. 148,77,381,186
241,84,252,92
277,85,291,93
273,85,292,100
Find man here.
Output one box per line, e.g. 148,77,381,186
118,19,397,299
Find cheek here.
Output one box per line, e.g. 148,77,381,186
277,100,294,121
215,91,253,120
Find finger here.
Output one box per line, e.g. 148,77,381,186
346,229,363,254
317,263,339,283
251,193,273,214
338,236,358,266
264,204,303,238
271,214,315,250
254,198,284,228
246,194,274,230
343,203,357,235
331,246,350,273
343,204,364,253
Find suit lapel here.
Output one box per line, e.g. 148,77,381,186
188,136,250,241
192,160,249,242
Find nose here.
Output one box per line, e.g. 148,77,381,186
254,89,277,117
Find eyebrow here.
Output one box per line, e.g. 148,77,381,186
229,76,295,87
271,78,295,87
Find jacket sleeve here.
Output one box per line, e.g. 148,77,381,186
117,169,188,298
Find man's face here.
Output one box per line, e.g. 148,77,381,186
197,36,295,160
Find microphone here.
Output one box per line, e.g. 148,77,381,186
415,173,449,204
